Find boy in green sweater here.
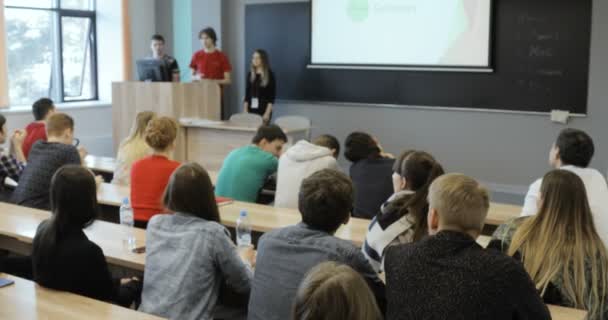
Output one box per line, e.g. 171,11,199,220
215,124,287,202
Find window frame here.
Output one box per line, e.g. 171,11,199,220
4,0,98,104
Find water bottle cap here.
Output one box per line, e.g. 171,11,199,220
239,210,247,217
122,197,129,205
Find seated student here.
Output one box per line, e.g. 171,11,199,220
345,132,394,219
12,113,85,210
130,116,180,228
22,98,56,159
215,124,287,203
274,134,340,209
0,114,27,184
248,169,386,320
112,111,156,185
491,170,608,320
32,165,139,306
521,128,608,244
292,261,383,320
384,173,550,320
362,150,444,272
139,163,254,320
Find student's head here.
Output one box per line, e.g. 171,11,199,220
126,111,157,143
427,173,489,237
50,165,98,230
32,98,56,121
150,34,166,57
251,49,269,69
163,163,220,222
46,113,75,144
250,49,271,87
344,132,381,163
298,169,353,233
549,128,594,168
252,124,288,157
144,116,178,152
292,262,382,320
0,114,7,144
509,169,608,319
312,134,340,159
199,27,217,49
390,150,445,241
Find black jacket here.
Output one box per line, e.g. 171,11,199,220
245,70,276,117
32,220,116,302
384,231,551,320
350,157,395,219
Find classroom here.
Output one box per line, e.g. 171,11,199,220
0,0,605,319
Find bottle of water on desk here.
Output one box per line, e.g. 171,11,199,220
119,197,136,249
236,210,252,247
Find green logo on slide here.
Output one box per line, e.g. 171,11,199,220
347,0,369,22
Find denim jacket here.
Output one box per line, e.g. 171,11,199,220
247,223,386,320
139,213,253,320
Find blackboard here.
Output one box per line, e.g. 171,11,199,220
245,0,592,114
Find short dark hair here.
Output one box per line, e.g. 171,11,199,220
555,128,594,167
199,27,217,45
32,98,55,121
151,34,165,43
344,132,380,163
313,134,340,157
298,169,353,233
252,124,288,144
163,163,220,222
0,114,6,129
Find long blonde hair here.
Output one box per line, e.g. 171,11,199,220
122,111,156,146
292,262,382,320
509,170,608,318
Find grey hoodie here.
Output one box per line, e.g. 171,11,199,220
274,140,339,209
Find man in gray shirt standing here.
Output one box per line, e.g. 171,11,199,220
248,169,386,320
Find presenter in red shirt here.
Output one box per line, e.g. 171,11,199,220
189,27,232,85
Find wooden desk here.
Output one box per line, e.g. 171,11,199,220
180,118,308,171
85,155,116,174
476,235,491,248
548,305,587,320
112,81,221,161
221,201,370,246
97,183,130,207
0,274,164,320
97,183,520,228
0,202,146,271
486,202,521,226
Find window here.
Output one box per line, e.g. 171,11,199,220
4,0,97,106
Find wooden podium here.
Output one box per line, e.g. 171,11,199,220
111,81,221,161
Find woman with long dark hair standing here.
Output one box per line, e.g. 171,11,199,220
244,49,276,124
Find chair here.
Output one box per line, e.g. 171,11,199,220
229,113,263,128
274,115,312,140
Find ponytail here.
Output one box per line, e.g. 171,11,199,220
394,152,445,241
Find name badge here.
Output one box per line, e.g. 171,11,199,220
251,98,260,109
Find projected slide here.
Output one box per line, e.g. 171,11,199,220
311,0,492,68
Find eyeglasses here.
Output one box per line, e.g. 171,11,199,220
73,138,80,147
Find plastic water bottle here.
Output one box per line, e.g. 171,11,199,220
236,210,252,247
119,197,136,249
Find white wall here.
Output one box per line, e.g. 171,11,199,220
129,0,157,79
96,0,125,102
2,104,113,157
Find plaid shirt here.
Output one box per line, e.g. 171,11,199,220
0,148,25,182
